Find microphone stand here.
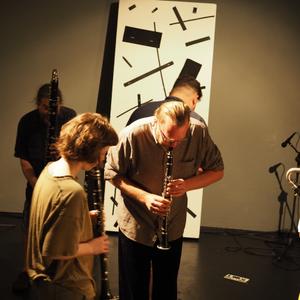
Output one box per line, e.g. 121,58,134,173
273,170,295,235
286,149,300,237
276,147,300,261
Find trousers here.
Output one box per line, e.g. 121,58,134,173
29,279,92,300
118,230,183,300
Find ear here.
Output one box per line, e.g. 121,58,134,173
191,98,197,110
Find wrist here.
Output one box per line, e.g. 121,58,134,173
86,241,94,255
139,191,149,205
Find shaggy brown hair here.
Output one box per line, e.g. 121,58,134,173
55,112,118,163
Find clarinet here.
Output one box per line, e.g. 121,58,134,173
157,147,173,250
45,69,59,163
85,167,118,300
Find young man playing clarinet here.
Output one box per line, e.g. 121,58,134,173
27,112,118,300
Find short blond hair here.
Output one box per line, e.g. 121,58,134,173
55,112,118,163
154,100,190,126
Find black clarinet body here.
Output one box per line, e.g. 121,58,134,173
45,69,59,163
157,147,173,250
85,167,118,300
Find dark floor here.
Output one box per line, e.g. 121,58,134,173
1,213,300,300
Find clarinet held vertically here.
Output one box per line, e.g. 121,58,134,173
157,147,173,250
85,167,118,300
45,69,59,163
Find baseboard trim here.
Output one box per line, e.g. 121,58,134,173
0,212,295,238
0,211,22,218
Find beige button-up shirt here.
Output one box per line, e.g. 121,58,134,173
105,116,223,246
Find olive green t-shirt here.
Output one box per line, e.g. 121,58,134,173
27,165,95,299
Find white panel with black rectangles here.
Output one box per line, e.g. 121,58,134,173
104,0,217,238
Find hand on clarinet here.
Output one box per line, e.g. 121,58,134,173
167,179,187,197
89,209,106,226
144,193,171,216
88,235,109,255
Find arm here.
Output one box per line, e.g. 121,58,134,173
20,159,38,188
111,175,170,215
41,188,109,260
15,117,38,187
168,169,224,197
185,169,223,190
49,235,109,260
167,124,224,197
105,130,170,215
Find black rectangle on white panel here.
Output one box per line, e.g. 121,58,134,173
123,26,162,48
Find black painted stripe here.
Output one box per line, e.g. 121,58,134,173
172,6,187,31
123,61,174,87
169,15,215,26
186,36,210,47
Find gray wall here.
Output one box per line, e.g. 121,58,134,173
200,0,300,231
0,0,112,211
1,0,299,232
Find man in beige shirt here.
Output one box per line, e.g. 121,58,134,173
105,100,224,300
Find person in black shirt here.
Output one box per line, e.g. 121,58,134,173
13,83,76,292
127,75,205,125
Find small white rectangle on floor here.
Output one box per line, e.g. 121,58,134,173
224,274,250,283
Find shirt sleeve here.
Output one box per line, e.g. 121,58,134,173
14,116,29,160
41,189,87,257
57,107,77,130
200,127,224,171
104,130,132,180
65,107,77,120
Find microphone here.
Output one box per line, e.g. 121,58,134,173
281,132,296,148
269,163,282,173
